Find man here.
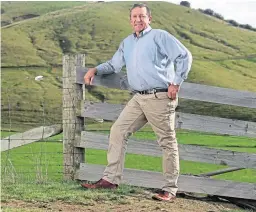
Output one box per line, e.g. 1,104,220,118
82,3,192,201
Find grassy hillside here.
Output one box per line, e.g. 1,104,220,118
1,2,87,26
1,1,256,127
2,2,256,90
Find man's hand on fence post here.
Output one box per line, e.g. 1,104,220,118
84,68,97,85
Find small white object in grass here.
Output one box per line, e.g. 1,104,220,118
35,76,44,81
95,118,104,123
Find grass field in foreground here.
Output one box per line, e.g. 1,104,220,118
1,129,255,184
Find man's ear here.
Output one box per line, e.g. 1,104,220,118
149,16,152,24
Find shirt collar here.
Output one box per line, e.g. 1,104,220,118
133,26,152,38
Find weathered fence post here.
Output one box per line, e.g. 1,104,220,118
63,54,85,180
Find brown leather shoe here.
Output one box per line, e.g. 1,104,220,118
152,190,176,201
81,179,118,189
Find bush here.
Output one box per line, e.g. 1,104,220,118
213,13,224,20
180,1,191,8
226,19,239,27
239,24,253,30
58,35,72,54
203,9,214,16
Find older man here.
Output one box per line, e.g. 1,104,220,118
82,3,192,201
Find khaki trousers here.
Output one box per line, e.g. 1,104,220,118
102,92,179,195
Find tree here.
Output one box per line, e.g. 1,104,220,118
180,1,191,8
203,9,214,16
226,19,239,27
214,13,224,20
239,24,253,30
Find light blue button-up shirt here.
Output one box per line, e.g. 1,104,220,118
96,26,192,91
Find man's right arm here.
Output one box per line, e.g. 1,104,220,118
84,42,125,85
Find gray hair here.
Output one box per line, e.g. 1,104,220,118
130,3,151,17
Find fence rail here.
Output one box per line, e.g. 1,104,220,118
76,67,256,108
77,131,256,168
1,125,62,152
63,54,256,200
80,101,256,137
76,163,256,200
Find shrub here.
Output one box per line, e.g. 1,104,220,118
58,35,72,54
213,13,224,20
239,24,253,30
203,9,214,16
226,19,239,27
180,1,191,8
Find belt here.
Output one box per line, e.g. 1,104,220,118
134,88,168,95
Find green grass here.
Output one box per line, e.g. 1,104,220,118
1,2,88,26
1,182,252,212
1,67,62,126
132,131,256,153
1,181,140,205
1,131,17,138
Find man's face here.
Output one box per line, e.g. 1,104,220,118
130,7,151,34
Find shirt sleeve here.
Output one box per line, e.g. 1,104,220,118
159,31,193,85
96,41,125,75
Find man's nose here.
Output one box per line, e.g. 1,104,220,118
135,16,142,21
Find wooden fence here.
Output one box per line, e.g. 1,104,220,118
63,54,256,200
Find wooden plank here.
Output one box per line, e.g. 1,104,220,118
76,67,129,90
81,101,123,121
63,54,85,180
198,167,245,177
1,125,62,152
77,131,256,169
76,68,256,109
80,101,256,137
180,83,256,109
76,163,256,200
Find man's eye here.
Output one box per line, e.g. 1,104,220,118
132,15,147,19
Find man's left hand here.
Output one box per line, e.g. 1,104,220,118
167,84,180,100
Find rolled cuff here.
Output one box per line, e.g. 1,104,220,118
95,64,105,75
173,76,184,85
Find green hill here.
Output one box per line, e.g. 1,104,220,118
2,1,256,90
1,2,87,26
1,1,256,128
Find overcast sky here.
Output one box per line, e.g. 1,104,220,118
167,0,256,27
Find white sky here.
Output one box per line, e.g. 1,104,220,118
167,0,256,27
